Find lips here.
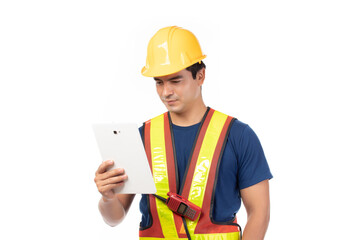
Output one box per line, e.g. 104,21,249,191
165,99,178,105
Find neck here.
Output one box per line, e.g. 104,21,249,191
169,101,208,127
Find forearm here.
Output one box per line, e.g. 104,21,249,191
242,211,270,240
98,196,126,227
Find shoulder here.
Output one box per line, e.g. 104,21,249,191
228,118,250,135
213,109,251,137
228,118,255,145
211,109,258,148
139,112,167,135
226,117,265,160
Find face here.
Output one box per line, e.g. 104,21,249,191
154,69,204,114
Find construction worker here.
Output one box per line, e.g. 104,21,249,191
94,26,273,240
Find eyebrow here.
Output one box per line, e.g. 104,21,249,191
154,75,183,81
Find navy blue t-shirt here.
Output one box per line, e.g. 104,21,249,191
139,118,272,227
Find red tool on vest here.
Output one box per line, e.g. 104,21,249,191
165,192,201,221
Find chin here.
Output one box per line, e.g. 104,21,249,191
165,104,183,114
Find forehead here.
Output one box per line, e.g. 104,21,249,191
153,69,190,81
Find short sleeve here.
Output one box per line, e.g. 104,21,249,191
236,125,273,189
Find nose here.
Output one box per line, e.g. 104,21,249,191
162,82,174,97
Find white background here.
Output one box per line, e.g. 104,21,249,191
0,0,359,239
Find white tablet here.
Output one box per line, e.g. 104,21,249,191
92,123,156,194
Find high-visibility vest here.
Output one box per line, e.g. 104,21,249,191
140,108,241,240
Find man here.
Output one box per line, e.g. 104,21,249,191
94,26,272,240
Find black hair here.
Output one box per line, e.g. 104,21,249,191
185,61,206,79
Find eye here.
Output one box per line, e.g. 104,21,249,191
155,81,163,85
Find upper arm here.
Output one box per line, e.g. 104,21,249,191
116,194,135,214
240,180,270,217
232,124,272,190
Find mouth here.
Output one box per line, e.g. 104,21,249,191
165,99,177,105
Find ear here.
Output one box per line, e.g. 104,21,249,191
196,68,205,86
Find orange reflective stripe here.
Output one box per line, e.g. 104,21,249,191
186,110,229,234
150,114,178,238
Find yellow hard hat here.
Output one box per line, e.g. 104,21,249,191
141,26,206,77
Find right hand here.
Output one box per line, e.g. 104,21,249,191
94,160,128,200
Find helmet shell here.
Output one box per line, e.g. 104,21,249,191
141,26,206,77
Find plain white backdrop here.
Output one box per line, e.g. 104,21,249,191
0,0,359,239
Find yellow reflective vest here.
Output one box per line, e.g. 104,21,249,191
140,108,241,240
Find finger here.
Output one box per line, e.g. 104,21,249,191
95,172,127,189
103,174,128,186
97,174,128,188
99,182,125,194
95,160,114,175
97,168,125,181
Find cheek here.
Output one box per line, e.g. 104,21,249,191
156,86,162,97
182,83,199,100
